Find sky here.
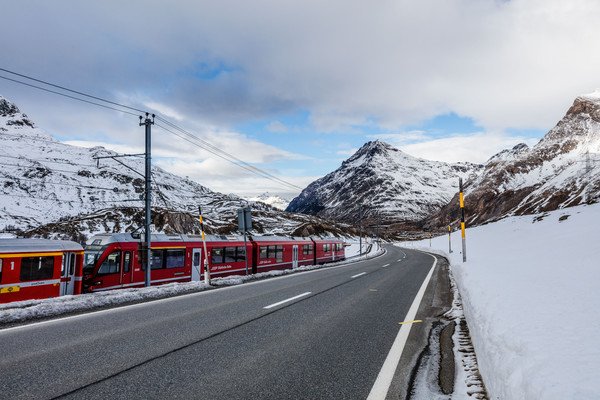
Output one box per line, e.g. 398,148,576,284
1,0,600,199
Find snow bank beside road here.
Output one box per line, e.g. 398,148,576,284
406,203,600,399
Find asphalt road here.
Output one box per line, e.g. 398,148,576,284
0,245,441,400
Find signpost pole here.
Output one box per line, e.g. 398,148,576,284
198,206,210,285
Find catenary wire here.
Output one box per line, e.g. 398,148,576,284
1,67,303,192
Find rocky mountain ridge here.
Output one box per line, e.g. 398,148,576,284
424,90,600,229
286,140,482,228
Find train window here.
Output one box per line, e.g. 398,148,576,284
61,255,66,277
165,249,185,268
20,256,55,281
259,246,268,259
0,259,2,282
323,244,331,253
98,251,121,275
193,252,201,267
236,246,246,262
150,250,164,270
123,252,131,273
275,245,283,262
302,244,313,255
69,254,76,275
225,247,236,263
211,247,224,264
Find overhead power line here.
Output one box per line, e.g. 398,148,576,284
0,75,140,117
0,67,303,192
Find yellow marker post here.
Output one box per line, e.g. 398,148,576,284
459,178,467,262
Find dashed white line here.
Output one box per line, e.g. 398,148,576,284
382,263,390,268
263,292,312,309
351,272,367,279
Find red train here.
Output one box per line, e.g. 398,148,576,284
0,238,84,303
82,233,345,293
0,234,345,303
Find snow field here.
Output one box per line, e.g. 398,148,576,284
406,202,600,399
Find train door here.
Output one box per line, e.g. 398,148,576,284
292,245,298,269
331,244,335,261
120,251,133,287
192,248,202,281
60,252,77,296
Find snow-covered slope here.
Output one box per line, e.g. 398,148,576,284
286,140,481,225
409,202,600,399
245,192,291,210
0,95,351,240
427,90,600,228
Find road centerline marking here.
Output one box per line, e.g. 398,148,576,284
382,263,390,268
263,292,312,309
351,272,367,279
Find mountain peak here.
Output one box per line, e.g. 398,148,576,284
0,94,35,129
358,139,396,153
486,143,529,164
287,139,481,225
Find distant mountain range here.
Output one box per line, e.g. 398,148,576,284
244,193,291,210
425,90,600,229
288,91,600,233
0,94,352,241
3,88,599,241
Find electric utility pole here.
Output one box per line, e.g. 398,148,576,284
140,113,154,287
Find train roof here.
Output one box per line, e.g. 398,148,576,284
86,232,248,246
249,235,312,242
85,233,345,247
0,238,84,254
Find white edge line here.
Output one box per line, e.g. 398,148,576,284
367,254,438,400
351,272,367,279
263,292,312,309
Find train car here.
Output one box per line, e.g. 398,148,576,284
83,233,189,293
202,235,255,279
312,238,346,264
0,238,84,303
82,233,255,292
250,236,315,274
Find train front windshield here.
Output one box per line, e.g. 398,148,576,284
83,247,104,274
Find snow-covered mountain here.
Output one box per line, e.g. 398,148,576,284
427,90,600,228
0,95,351,240
286,140,482,226
244,192,291,210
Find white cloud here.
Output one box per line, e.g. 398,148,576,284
386,132,540,164
3,0,600,195
5,0,599,135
